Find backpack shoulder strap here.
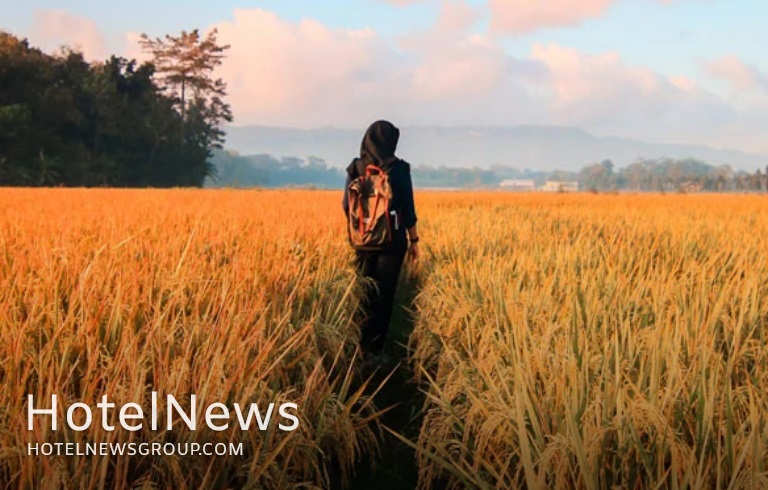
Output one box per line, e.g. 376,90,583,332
364,164,387,177
346,158,363,180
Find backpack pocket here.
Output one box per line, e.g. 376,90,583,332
347,166,394,250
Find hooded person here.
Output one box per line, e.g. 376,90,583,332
342,120,420,358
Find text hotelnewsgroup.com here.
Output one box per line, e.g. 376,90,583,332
28,442,244,457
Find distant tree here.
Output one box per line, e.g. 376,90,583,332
578,160,615,191
600,159,614,175
139,29,233,185
549,170,577,182
714,165,732,192
0,31,218,187
139,29,232,147
762,165,768,192
754,168,764,192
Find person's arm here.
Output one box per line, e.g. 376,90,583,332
406,224,420,262
402,164,420,261
402,164,417,231
407,224,419,242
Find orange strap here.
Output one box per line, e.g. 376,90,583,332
358,197,364,234
367,193,381,232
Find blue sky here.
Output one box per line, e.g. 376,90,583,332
2,0,767,154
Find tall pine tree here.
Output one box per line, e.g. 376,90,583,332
138,29,232,155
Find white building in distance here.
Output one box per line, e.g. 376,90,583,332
500,179,536,191
541,181,579,192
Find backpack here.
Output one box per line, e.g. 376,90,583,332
346,163,398,251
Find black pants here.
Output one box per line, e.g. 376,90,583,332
355,249,406,354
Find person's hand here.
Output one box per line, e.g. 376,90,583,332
408,242,420,263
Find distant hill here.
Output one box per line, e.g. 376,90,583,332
224,125,767,171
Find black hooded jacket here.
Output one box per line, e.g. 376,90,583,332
342,120,417,252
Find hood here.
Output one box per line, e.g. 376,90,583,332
347,120,400,176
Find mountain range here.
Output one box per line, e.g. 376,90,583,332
224,125,767,171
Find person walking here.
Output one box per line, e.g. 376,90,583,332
342,120,420,361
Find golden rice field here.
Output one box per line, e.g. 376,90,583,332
408,192,768,489
0,189,379,489
2,189,768,489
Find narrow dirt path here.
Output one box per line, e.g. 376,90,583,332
347,273,425,489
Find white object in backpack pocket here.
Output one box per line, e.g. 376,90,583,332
390,210,399,230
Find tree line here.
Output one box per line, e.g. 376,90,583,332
571,158,768,193
208,151,343,189
0,30,230,187
208,152,768,193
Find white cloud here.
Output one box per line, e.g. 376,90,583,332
32,10,107,60
531,43,663,116
202,7,539,127
207,9,405,127
528,43,746,146
702,56,768,93
669,75,697,92
115,8,767,155
399,4,506,102
489,0,615,33
436,0,483,32
380,0,618,33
